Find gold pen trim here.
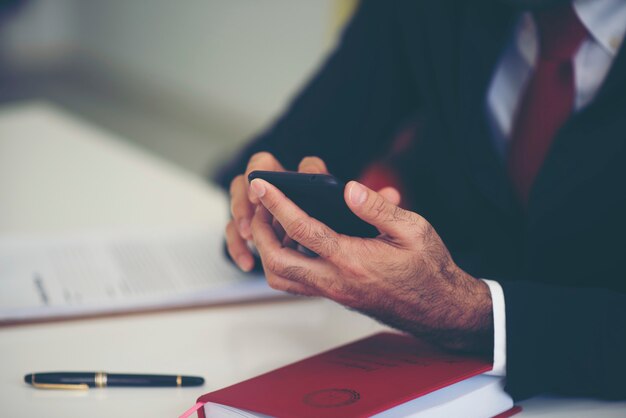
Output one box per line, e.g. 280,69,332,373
95,372,108,388
176,375,182,387
31,374,89,390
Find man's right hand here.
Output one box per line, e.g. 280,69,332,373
225,152,330,271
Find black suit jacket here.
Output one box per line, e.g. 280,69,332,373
217,0,626,401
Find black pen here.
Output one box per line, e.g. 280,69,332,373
24,372,204,389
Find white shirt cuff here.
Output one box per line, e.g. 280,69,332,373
481,279,507,376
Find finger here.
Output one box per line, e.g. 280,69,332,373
377,186,401,206
263,270,321,297
272,217,286,243
244,152,285,204
251,204,337,291
230,174,254,239
345,180,420,240
249,178,345,262
297,156,329,174
270,218,297,248
225,220,255,272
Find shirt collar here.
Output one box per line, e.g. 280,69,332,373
574,0,626,55
516,12,537,66
515,0,626,65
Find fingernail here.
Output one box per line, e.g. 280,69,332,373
237,255,253,272
238,218,251,237
349,182,367,206
250,179,266,198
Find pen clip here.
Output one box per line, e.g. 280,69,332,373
31,374,90,390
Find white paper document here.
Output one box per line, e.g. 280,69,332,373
0,228,281,323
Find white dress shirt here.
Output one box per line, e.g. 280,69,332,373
483,0,626,376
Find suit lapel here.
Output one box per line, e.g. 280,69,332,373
457,3,626,220
457,3,519,216
529,40,626,217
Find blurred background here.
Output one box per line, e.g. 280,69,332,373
0,0,356,176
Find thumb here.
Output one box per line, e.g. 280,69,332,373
345,181,415,239
377,186,401,206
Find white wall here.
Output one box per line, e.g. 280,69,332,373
71,1,339,135
0,0,76,66
0,0,353,170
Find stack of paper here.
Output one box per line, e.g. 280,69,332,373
0,227,282,324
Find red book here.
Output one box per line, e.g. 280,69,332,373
186,332,517,418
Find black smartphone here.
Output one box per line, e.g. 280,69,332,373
248,170,378,238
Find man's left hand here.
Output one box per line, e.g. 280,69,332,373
249,178,494,354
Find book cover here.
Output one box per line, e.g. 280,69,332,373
197,332,494,418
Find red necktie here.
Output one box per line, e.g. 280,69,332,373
507,4,588,205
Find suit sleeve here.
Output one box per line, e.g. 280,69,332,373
214,0,418,188
501,281,626,401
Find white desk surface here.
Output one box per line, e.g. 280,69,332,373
0,103,624,417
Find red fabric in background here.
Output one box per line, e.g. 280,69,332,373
358,121,416,209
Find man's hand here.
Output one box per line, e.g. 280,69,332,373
249,178,494,354
225,153,330,271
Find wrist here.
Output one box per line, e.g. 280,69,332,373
438,269,494,354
